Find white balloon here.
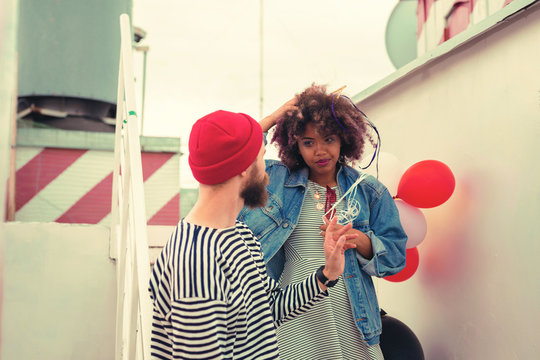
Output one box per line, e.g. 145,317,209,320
394,199,427,249
360,151,404,196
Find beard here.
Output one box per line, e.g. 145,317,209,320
240,168,269,209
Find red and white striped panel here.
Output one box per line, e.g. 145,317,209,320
14,147,180,226
417,0,515,55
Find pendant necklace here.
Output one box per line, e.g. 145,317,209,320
313,190,324,210
312,185,337,218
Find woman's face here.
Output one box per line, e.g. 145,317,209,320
297,122,341,180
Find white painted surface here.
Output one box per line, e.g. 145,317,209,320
2,223,116,360
1,0,18,355
14,147,41,170
358,5,540,359
146,225,174,264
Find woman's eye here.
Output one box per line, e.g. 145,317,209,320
302,140,313,147
325,137,335,143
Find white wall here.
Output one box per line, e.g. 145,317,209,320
360,4,540,359
2,223,116,360
0,0,19,356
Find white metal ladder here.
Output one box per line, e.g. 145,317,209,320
111,13,152,360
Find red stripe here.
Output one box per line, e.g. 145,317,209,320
142,152,175,181
148,193,180,226
56,173,113,224
440,2,471,43
15,148,87,211
417,0,436,39
56,152,176,224
417,0,426,39
424,0,435,21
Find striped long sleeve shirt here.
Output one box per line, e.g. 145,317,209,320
149,220,328,359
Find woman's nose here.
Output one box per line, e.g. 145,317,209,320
314,142,325,154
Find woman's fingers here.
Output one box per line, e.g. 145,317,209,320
322,218,355,241
333,222,352,238
342,233,359,241
332,236,357,255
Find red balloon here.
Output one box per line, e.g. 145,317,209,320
397,160,455,208
384,247,420,282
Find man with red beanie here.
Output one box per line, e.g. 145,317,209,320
149,109,357,359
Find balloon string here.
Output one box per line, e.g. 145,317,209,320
338,95,382,176
330,94,346,130
323,173,367,224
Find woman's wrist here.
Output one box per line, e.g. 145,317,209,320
353,230,374,259
259,116,275,133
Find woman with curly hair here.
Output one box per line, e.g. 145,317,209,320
238,84,407,359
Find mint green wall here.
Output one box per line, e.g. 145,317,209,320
2,223,116,360
18,0,132,103
180,188,198,218
385,0,418,69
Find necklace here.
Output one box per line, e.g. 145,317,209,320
313,190,324,210
312,185,337,218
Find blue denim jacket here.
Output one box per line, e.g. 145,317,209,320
238,160,407,345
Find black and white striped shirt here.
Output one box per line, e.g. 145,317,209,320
149,220,328,359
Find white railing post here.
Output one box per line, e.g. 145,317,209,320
112,13,153,360
112,45,126,360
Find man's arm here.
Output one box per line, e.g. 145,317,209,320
152,297,229,360
266,217,357,326
266,271,328,327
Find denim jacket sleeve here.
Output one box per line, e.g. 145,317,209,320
351,175,408,277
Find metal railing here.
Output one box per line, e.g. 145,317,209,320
111,13,152,360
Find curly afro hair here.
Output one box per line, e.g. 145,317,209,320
271,84,374,171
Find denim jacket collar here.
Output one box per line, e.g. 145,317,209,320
284,166,309,188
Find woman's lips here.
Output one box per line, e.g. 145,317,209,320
316,159,330,166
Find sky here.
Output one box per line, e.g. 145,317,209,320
131,0,399,188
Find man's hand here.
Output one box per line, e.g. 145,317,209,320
322,216,357,282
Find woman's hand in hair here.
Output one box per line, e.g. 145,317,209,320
259,97,298,132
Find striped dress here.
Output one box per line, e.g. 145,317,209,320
276,181,384,360
149,220,328,359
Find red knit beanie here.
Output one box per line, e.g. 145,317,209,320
188,110,263,185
